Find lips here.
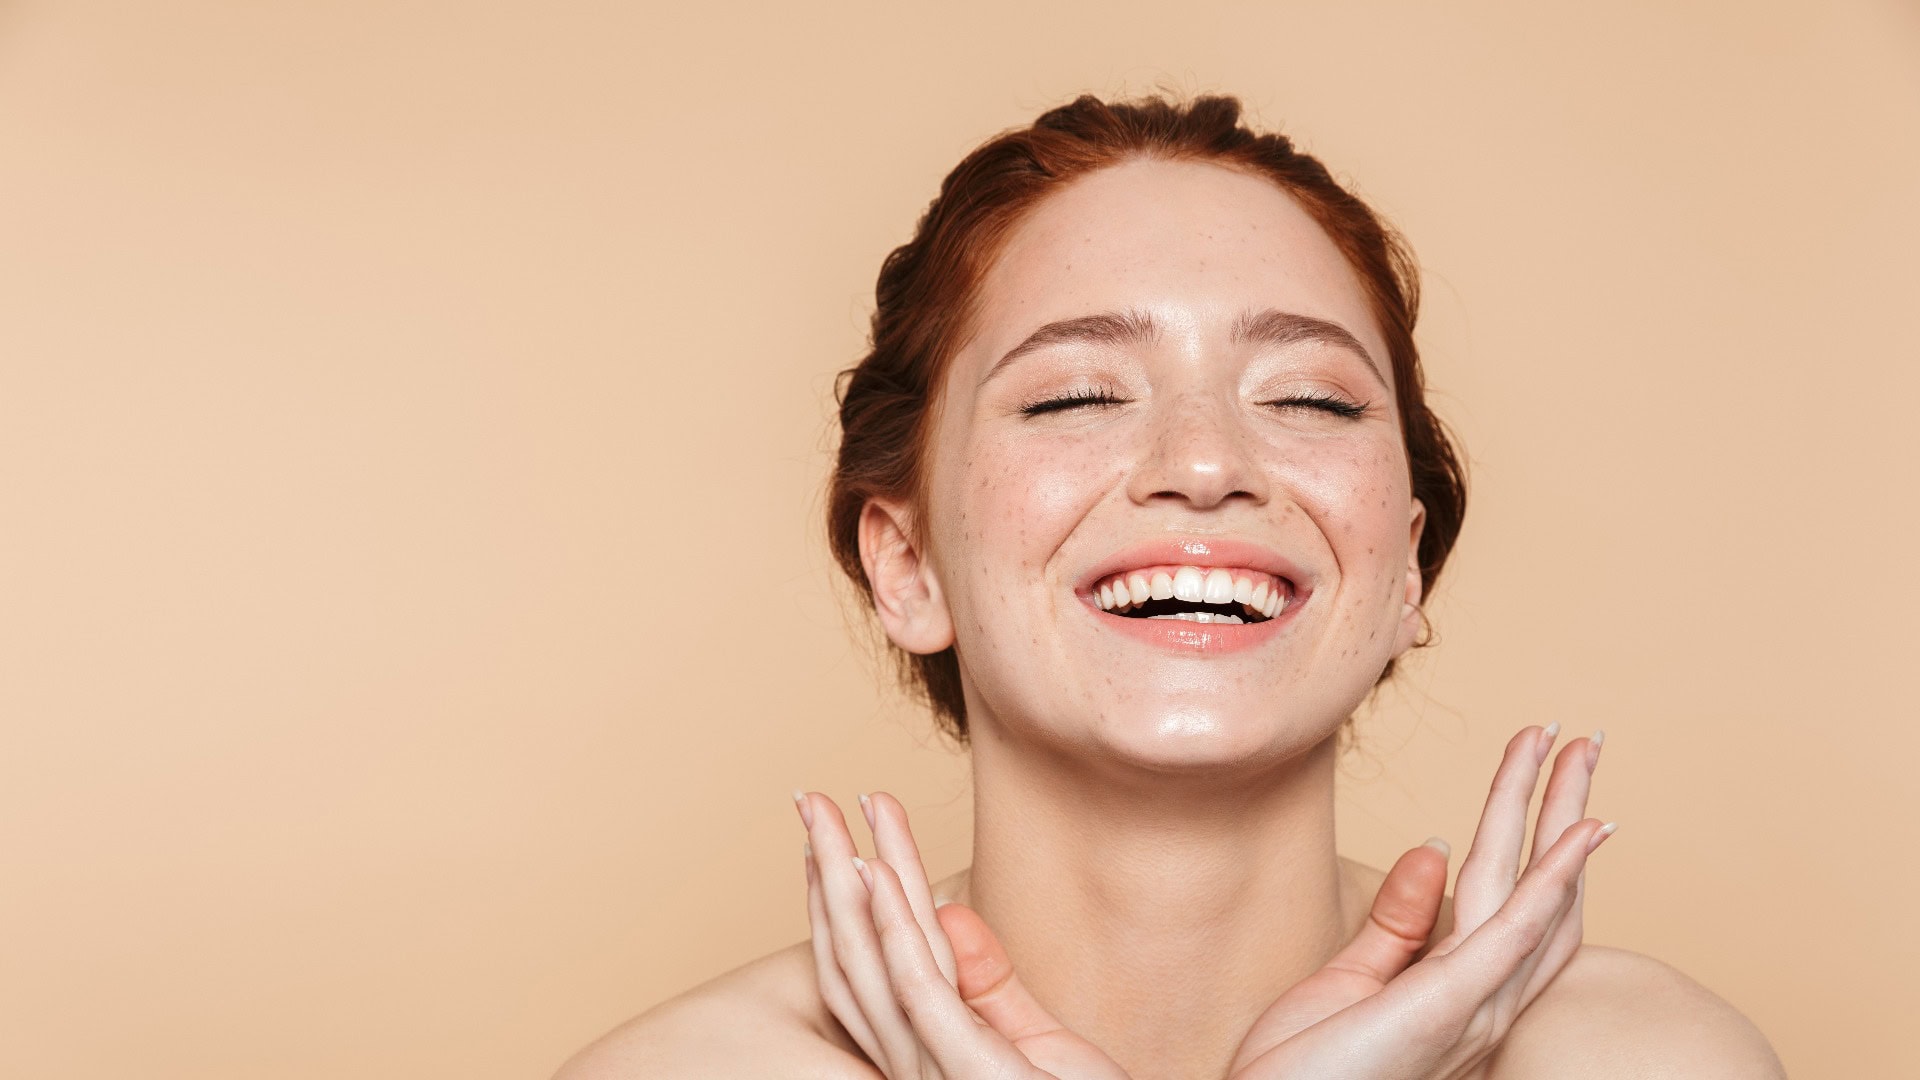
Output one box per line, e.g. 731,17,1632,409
1076,538,1311,653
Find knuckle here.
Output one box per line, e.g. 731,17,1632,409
1492,768,1531,794
893,971,941,1016
1488,908,1548,957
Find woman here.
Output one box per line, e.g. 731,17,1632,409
559,95,1783,1079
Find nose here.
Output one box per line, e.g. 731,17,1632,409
1125,390,1266,510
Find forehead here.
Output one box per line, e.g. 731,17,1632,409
962,157,1390,383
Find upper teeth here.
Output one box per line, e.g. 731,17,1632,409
1093,565,1287,620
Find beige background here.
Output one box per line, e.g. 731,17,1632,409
2,1,1915,1076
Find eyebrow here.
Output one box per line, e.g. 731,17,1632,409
979,309,1161,386
1230,308,1387,390
980,307,1386,389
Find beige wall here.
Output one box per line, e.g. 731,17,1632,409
3,1,1914,1076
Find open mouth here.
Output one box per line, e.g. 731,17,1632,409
1092,565,1289,625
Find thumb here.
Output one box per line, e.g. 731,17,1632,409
1230,840,1451,1073
937,902,1074,1043
1324,839,1450,983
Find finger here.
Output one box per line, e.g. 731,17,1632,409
1421,817,1610,1004
939,902,1130,1078
1527,732,1600,869
940,901,1076,1044
1516,733,1602,1003
1446,817,1614,1066
1513,872,1581,1007
862,791,958,986
1320,839,1450,985
1452,724,1558,934
804,837,884,1066
1519,885,1589,1007
864,859,1036,1075
801,793,921,1074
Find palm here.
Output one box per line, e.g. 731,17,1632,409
1225,842,1449,1075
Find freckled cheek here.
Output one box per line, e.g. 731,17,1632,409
953,439,1117,572
1278,437,1413,584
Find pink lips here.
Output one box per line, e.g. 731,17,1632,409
1077,537,1312,655
1096,610,1291,653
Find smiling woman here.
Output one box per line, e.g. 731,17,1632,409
556,94,1785,1080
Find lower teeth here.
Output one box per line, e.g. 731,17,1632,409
1147,612,1246,624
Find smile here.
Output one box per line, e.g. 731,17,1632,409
1093,565,1287,623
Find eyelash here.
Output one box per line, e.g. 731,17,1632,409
1264,390,1369,419
1018,388,1369,419
1019,387,1125,416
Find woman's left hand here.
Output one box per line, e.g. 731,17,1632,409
795,790,1130,1080
1221,725,1611,1078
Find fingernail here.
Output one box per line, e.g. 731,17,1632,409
803,840,813,883
1537,722,1561,765
933,897,955,909
1586,821,1619,853
1586,730,1606,771
792,790,813,829
852,856,873,892
858,792,874,831
1422,836,1452,859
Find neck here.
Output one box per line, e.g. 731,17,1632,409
956,718,1356,1080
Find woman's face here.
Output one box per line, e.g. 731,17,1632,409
870,157,1425,770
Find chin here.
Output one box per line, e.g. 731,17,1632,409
961,635,1397,774
986,683,1348,779
1117,699,1342,771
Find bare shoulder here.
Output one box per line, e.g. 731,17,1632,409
552,940,877,1080
1485,945,1786,1079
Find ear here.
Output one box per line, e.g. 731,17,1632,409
1391,497,1428,659
858,498,956,655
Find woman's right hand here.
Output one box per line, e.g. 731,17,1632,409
795,789,1130,1080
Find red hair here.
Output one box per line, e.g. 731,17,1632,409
828,94,1466,741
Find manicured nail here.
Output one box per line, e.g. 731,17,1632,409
792,790,813,829
933,897,955,909
858,792,874,831
1586,821,1619,853
852,856,874,892
1586,730,1606,771
1537,722,1561,765
803,840,813,883
1422,836,1452,859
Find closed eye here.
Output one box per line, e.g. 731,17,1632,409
1020,387,1128,416
1263,392,1368,419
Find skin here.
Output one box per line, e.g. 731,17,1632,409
555,159,1786,1079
